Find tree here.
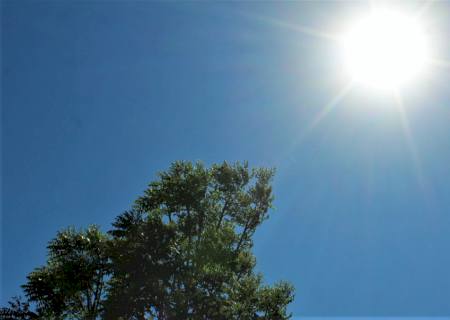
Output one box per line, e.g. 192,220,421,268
2,161,294,319
20,226,109,319
104,161,294,319
0,297,38,320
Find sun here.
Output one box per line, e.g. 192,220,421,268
340,9,430,90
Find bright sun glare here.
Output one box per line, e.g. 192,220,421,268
341,10,430,90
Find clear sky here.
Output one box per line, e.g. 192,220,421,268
2,0,450,317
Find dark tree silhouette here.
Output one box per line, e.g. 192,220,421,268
0,297,38,320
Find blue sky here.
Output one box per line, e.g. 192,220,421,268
2,0,450,317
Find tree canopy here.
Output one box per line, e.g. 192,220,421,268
2,161,294,319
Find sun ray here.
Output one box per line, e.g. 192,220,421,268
392,90,427,191
303,81,355,138
240,12,339,42
273,81,354,173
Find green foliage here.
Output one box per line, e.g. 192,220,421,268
105,161,293,319
21,226,110,319
2,161,294,319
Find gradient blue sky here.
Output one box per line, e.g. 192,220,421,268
2,0,450,317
